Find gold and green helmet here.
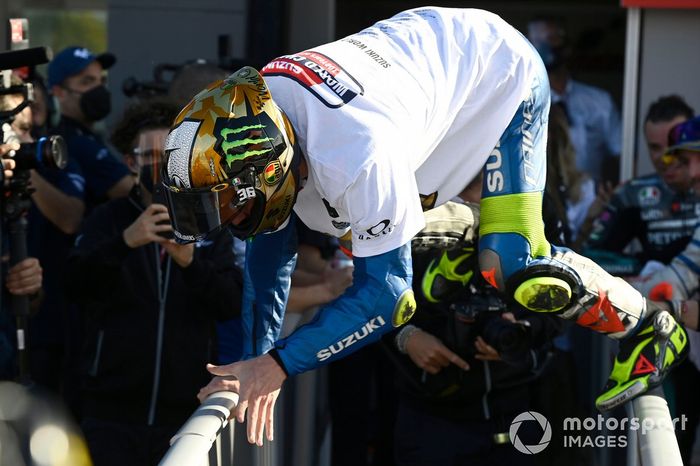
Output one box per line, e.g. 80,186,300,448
162,66,299,242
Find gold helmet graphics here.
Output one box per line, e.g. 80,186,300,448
162,66,299,242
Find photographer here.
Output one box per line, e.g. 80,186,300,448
66,98,242,466
2,73,83,234
1,72,92,403
388,200,564,466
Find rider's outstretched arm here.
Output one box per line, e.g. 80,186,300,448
269,243,415,377
242,215,299,359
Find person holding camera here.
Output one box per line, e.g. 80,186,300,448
1,74,82,389
2,73,83,234
66,98,242,466
386,179,564,465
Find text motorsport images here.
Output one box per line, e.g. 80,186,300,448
508,411,688,454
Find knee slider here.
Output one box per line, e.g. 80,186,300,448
506,257,582,313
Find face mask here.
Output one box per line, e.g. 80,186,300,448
79,85,111,122
133,129,168,203
535,43,567,72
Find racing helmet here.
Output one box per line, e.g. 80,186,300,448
162,66,300,242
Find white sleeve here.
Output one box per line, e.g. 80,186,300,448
634,226,700,300
343,156,425,257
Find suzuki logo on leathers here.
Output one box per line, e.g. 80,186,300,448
485,142,504,193
316,316,387,361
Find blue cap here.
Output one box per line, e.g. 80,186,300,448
666,115,700,154
47,46,116,88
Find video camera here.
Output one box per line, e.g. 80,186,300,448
1,18,68,383
121,34,262,100
448,287,531,362
1,19,66,182
121,62,176,99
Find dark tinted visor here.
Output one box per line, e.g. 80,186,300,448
162,171,257,243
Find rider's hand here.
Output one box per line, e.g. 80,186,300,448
405,328,469,374
197,354,287,446
123,204,172,248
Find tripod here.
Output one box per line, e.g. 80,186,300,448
4,170,35,385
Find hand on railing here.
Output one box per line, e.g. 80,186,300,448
198,353,287,447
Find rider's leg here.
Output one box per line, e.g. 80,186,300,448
476,65,688,411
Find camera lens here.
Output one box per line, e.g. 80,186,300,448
43,135,67,169
14,135,68,171
482,319,528,358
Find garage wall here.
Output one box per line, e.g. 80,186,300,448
635,8,700,176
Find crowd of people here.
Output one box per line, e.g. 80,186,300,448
1,6,699,466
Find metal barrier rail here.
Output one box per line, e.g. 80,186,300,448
626,387,683,466
158,391,239,466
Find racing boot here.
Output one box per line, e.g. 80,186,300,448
595,306,688,411
413,201,481,302
498,247,689,410
421,247,477,302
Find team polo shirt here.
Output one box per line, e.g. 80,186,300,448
53,116,131,211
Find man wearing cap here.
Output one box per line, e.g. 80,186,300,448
584,96,699,273
48,46,134,210
631,115,700,465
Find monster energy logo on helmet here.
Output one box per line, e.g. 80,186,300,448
220,124,275,168
213,98,288,177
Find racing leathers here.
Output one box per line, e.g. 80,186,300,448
634,225,700,301
239,7,686,411
584,173,700,276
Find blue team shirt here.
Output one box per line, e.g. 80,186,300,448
52,117,131,211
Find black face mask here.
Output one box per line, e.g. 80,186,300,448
138,164,152,192
79,85,111,122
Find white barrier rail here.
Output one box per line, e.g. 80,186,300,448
626,387,683,466
158,391,239,466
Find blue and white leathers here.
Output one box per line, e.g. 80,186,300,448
475,54,647,339
477,51,551,291
241,215,298,359
242,214,413,375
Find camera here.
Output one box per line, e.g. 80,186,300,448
152,183,175,240
449,290,531,362
1,18,58,381
13,136,67,171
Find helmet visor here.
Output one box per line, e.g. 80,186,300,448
162,173,257,243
